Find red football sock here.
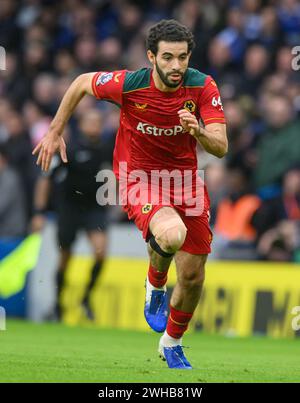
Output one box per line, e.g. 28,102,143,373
166,305,193,339
148,264,168,288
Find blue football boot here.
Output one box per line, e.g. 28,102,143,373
158,338,192,369
144,277,168,333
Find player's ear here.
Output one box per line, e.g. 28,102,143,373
147,50,155,65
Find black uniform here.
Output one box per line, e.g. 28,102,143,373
48,135,114,248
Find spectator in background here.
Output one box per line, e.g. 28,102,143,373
2,109,37,220
258,6,283,54
115,2,143,49
207,36,232,81
32,73,58,116
276,45,295,78
0,52,30,108
97,37,123,71
252,167,300,261
215,7,246,66
256,220,300,261
0,0,20,51
204,162,227,226
239,44,270,98
212,166,261,260
223,100,254,172
260,73,287,98
0,99,14,142
23,100,52,147
242,0,262,43
253,95,300,190
277,0,300,46
286,79,300,116
53,49,78,78
0,144,27,238
146,0,174,21
22,30,50,84
74,36,98,73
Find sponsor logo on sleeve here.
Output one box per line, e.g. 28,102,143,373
114,73,122,82
96,72,113,86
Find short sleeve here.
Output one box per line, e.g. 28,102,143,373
91,70,126,106
198,76,226,126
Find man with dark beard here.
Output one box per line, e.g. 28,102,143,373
33,20,228,369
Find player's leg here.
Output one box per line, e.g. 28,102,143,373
54,203,78,320
148,206,187,283
55,248,71,319
144,206,187,332
82,229,108,319
171,251,206,312
159,251,207,369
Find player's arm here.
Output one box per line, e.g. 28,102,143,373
198,122,227,158
178,75,227,158
32,73,96,171
30,175,52,232
178,111,228,158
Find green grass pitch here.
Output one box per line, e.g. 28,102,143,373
1,320,299,383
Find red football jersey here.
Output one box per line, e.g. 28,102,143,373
92,68,226,180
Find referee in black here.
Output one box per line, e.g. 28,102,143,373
32,109,114,320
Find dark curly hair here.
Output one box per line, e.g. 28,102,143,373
146,19,195,55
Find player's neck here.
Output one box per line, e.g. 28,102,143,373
152,70,181,93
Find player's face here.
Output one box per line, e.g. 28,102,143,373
148,41,191,89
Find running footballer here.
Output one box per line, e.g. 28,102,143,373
33,19,227,369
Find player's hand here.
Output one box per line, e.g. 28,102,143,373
32,132,67,171
178,109,202,138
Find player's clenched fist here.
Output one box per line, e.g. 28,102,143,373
32,132,67,172
178,109,203,139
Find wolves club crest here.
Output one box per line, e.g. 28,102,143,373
184,100,196,113
142,203,152,214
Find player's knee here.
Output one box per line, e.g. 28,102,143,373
157,222,187,253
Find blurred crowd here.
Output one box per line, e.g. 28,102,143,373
0,0,300,261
